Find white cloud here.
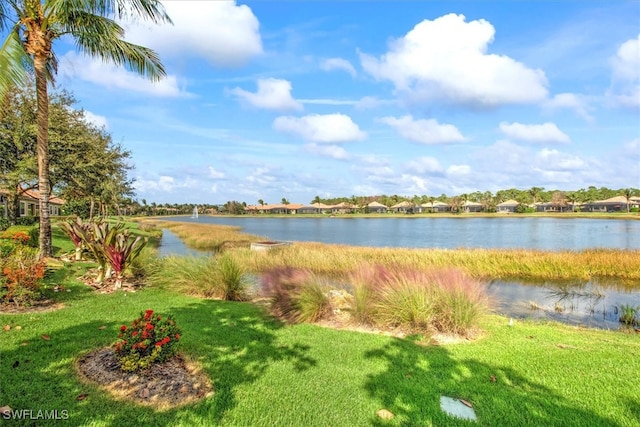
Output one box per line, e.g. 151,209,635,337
446,165,471,176
405,157,444,174
83,110,109,129
380,115,466,144
126,1,262,67
544,93,594,122
360,13,548,107
535,149,587,171
305,143,350,160
273,113,366,143
60,52,189,98
208,166,225,179
399,174,428,193
355,96,395,110
624,137,640,153
134,176,176,193
321,58,357,77
612,35,640,81
229,78,303,111
499,122,571,144
609,34,640,108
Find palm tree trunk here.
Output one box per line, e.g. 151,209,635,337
34,55,52,259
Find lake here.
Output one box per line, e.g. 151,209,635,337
161,215,640,250
156,218,640,330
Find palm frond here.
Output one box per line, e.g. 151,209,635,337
45,0,171,25
0,28,32,97
113,0,172,24
69,12,166,80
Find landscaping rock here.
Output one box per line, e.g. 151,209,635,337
376,409,395,420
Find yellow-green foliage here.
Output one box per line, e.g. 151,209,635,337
146,221,265,251
142,220,640,283
238,243,640,283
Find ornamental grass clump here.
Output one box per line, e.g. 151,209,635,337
348,263,491,336
374,268,439,334
114,309,181,372
260,267,330,323
431,269,491,335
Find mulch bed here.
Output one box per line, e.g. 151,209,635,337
0,299,64,314
76,347,213,410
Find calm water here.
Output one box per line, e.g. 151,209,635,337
162,216,640,250
156,217,640,330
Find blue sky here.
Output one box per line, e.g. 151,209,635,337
53,0,639,205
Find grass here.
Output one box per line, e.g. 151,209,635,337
235,243,640,284
144,220,264,252
1,281,639,426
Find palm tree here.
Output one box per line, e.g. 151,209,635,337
0,0,171,258
623,188,633,214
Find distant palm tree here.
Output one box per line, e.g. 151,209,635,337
623,188,633,213
529,186,544,205
0,0,171,258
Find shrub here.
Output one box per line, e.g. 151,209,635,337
100,229,148,289
260,267,330,323
1,227,37,247
15,216,37,226
59,217,91,260
0,218,9,231
0,239,14,258
114,309,181,372
0,245,46,306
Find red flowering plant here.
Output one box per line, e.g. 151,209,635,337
113,309,181,372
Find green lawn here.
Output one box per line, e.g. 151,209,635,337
1,267,639,426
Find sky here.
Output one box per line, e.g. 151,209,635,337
51,0,640,205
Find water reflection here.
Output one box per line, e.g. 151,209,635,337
487,280,640,330
157,228,211,258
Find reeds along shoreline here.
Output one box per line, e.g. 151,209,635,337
144,220,640,284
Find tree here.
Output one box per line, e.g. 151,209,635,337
0,85,38,223
529,186,544,205
1,86,134,221
0,0,171,258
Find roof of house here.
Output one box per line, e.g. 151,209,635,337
462,200,482,207
391,201,414,208
497,199,520,207
331,202,357,209
589,196,631,204
0,187,65,205
421,201,449,207
367,201,387,208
